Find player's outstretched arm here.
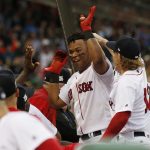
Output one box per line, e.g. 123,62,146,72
93,33,114,56
80,6,109,75
16,42,39,84
43,50,67,109
100,111,131,142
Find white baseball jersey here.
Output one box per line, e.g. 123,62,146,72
59,60,114,135
29,104,57,135
109,67,148,133
0,112,54,150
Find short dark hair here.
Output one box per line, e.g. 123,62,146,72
67,32,85,44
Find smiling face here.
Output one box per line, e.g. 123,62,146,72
68,39,91,73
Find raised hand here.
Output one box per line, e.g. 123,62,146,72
24,42,39,73
80,6,96,31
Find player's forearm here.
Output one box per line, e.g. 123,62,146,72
86,37,106,65
93,33,108,47
16,70,28,85
93,33,113,56
86,36,109,74
44,83,60,108
101,111,131,142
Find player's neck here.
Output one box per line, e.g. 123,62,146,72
120,68,128,75
5,97,17,109
0,102,8,118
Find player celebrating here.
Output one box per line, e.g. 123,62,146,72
98,36,150,146
45,6,114,143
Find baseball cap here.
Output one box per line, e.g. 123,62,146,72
0,69,17,98
106,36,141,59
44,68,71,84
59,68,71,84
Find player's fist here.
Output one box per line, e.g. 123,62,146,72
44,50,67,75
80,6,96,31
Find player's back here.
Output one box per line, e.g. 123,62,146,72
118,67,148,133
0,111,53,150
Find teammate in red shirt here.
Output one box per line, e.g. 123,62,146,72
29,86,56,125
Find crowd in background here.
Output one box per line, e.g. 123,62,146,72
0,0,149,82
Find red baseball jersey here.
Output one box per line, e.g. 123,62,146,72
29,87,56,126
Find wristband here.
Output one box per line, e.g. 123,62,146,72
83,31,94,40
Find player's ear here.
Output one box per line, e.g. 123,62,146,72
16,88,19,98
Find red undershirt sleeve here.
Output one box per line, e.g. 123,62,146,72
101,111,131,141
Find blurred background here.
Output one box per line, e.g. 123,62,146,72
0,0,149,83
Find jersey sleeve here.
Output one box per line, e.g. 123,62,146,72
29,104,57,136
59,74,76,105
11,112,55,150
115,76,136,113
92,59,114,91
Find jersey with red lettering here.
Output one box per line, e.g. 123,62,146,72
59,60,114,135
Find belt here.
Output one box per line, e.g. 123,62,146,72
134,131,145,137
80,130,102,140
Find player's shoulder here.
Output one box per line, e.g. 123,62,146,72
0,112,30,127
118,68,144,87
66,72,78,83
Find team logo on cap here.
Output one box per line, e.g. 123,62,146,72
135,56,139,59
0,92,6,99
59,76,64,82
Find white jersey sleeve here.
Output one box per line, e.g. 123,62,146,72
59,73,78,105
91,59,114,91
115,76,136,112
0,112,54,150
29,104,57,136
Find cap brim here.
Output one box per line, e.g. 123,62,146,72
106,41,117,52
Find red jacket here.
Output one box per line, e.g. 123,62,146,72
29,87,56,126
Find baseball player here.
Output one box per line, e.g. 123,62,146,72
44,6,114,143
0,72,77,150
97,36,150,146
28,50,68,141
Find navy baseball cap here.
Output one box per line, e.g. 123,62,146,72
106,36,141,59
0,69,17,98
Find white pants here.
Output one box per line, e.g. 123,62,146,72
117,132,150,148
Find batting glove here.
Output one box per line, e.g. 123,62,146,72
80,6,96,31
